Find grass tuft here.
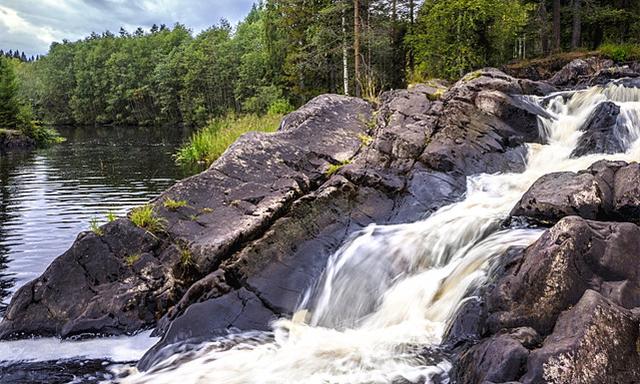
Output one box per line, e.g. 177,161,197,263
175,113,283,168
89,217,103,236
130,204,166,233
180,247,194,267
125,253,141,266
106,210,117,222
163,198,188,211
325,159,352,177
358,133,374,146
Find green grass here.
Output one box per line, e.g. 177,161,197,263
358,133,373,146
89,217,103,236
175,113,283,167
163,198,188,211
130,204,166,233
325,159,352,177
599,43,640,62
106,210,117,222
125,253,141,266
180,247,194,267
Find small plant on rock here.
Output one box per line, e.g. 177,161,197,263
89,217,103,236
325,159,352,177
130,204,166,233
180,247,194,267
163,198,188,211
125,253,141,266
106,210,117,222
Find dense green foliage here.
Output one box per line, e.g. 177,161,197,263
0,56,61,145
6,0,640,133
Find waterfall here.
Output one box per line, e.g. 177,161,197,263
120,83,640,384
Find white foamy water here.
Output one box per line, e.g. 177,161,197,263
121,84,640,384
0,331,159,363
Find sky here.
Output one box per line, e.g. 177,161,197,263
0,0,256,56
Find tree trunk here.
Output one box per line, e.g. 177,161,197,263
553,0,561,52
540,1,550,55
571,0,581,49
342,3,349,96
354,0,361,97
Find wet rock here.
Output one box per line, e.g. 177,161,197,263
522,290,640,384
137,288,275,371
487,216,640,335
421,69,555,176
571,101,623,157
510,171,609,224
510,160,640,225
456,334,529,384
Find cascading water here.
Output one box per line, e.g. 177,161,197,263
119,83,640,384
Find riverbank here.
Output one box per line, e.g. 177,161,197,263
0,129,34,152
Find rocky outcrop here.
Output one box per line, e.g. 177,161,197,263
451,158,640,383
0,68,555,364
572,101,623,157
510,160,640,225
0,95,374,339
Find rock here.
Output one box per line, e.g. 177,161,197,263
571,101,624,157
0,129,35,152
549,58,614,88
510,171,609,224
487,216,640,335
137,288,275,371
522,290,640,384
456,334,529,384
613,162,640,219
0,94,373,340
510,160,640,225
453,215,640,383
421,69,555,176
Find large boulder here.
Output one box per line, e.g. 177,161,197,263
510,160,640,225
522,290,640,384
548,58,614,88
420,68,556,176
453,215,640,383
571,101,624,157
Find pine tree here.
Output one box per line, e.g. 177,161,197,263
0,57,21,129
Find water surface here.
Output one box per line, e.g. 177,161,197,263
0,125,192,310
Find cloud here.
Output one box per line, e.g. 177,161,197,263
0,0,256,56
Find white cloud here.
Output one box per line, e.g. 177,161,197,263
0,0,255,56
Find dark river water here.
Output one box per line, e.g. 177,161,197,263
0,125,193,310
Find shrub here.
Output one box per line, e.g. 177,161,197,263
599,43,640,62
130,204,166,233
175,113,282,168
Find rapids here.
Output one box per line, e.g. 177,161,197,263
120,83,640,383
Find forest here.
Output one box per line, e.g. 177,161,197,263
1,0,639,151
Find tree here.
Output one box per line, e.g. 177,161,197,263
354,0,361,97
571,0,582,49
0,57,21,129
553,0,561,51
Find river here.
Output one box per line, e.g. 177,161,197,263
0,125,192,382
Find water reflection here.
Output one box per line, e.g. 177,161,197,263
0,125,192,312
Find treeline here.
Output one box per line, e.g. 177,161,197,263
0,50,38,63
11,0,640,128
